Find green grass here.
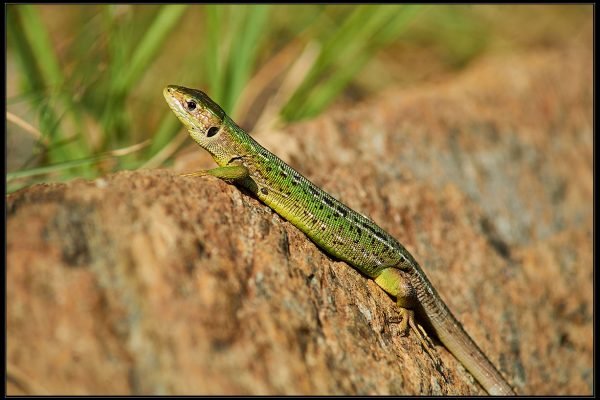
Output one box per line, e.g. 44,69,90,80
281,5,424,121
6,4,590,193
204,5,270,114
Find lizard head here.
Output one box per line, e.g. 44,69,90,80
163,85,234,165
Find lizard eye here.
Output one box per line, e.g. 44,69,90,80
207,126,219,137
186,100,197,111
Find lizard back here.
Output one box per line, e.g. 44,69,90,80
226,120,417,278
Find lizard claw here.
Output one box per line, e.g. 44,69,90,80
394,307,439,365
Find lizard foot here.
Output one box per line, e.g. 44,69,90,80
396,307,439,364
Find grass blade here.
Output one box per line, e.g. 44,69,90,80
115,5,188,93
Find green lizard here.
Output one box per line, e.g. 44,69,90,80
163,85,516,395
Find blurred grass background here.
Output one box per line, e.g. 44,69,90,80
5,4,592,193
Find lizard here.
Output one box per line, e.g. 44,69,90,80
163,85,516,395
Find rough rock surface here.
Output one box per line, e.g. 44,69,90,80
7,44,592,395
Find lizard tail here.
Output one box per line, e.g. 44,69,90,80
408,264,516,395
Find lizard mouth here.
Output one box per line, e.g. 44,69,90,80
163,87,183,113
163,86,196,130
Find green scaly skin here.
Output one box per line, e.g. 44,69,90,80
163,85,516,395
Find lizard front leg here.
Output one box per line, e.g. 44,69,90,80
181,165,250,183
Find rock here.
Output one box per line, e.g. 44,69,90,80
7,44,591,395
